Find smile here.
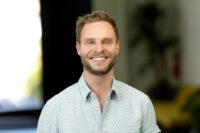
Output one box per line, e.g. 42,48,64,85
92,57,106,61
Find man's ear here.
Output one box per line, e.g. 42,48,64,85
76,42,81,56
116,40,119,54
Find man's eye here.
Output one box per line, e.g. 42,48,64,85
88,41,94,45
104,41,110,45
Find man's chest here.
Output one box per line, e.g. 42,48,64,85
58,99,143,133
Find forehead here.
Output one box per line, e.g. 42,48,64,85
80,21,116,40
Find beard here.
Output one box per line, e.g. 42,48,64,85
80,52,117,76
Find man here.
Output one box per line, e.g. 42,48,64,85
37,11,161,133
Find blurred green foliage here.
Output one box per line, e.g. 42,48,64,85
182,89,200,132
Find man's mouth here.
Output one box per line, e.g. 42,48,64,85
90,57,108,61
92,57,106,61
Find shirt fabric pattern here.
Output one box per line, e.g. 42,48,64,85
37,74,161,133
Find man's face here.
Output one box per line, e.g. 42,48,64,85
76,21,119,75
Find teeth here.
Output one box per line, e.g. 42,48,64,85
92,57,106,61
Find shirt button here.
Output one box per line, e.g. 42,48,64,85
96,106,98,110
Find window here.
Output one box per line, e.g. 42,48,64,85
0,0,43,113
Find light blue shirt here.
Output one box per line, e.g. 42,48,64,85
37,74,160,133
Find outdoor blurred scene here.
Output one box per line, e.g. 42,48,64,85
0,0,43,113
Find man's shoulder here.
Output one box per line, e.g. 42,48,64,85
59,82,79,96
115,80,153,109
115,80,149,100
45,82,79,105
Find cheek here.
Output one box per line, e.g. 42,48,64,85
79,47,91,57
108,47,118,55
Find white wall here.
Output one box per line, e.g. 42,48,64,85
177,0,200,86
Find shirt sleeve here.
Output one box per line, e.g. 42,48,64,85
141,96,161,133
36,97,59,133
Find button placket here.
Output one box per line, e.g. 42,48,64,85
89,93,102,128
100,94,113,133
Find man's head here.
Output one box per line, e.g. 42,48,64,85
76,11,119,44
76,11,119,76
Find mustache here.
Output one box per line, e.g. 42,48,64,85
89,52,110,57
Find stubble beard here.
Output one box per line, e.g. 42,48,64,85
80,54,117,76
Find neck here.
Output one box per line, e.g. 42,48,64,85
83,69,114,99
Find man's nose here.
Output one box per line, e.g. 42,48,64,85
96,43,105,52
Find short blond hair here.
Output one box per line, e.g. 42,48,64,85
75,11,119,43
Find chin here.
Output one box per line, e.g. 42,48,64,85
88,67,113,75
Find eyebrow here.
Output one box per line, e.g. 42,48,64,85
83,37,113,41
102,38,113,42
84,38,95,41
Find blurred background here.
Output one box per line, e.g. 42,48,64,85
0,0,200,133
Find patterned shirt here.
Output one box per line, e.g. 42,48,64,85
37,74,160,133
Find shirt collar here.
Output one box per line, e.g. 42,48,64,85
78,74,120,103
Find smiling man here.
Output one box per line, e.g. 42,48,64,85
37,11,161,133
